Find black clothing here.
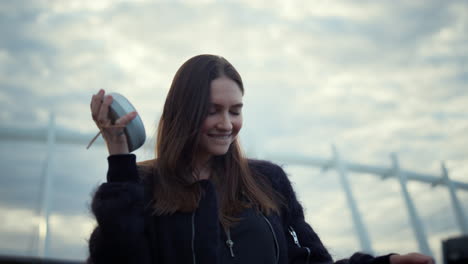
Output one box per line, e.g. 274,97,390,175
219,207,277,264
88,154,392,264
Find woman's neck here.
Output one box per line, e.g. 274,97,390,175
196,166,211,180
194,156,212,180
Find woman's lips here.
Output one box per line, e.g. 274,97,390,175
208,134,231,139
207,133,233,144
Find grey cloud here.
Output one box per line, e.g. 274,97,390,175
1,0,467,262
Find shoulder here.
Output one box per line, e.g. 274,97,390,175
248,158,301,207
247,159,282,172
248,159,290,190
248,159,285,175
136,158,158,180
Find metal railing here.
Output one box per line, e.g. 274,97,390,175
1,113,467,258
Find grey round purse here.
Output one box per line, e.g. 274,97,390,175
107,92,146,152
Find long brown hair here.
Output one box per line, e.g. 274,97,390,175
150,54,280,227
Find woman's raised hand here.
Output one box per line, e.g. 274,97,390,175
90,89,138,155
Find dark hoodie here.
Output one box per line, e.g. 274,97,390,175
87,154,392,264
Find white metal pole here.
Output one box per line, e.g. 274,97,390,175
332,145,374,254
441,162,468,234
391,153,432,256
37,113,55,258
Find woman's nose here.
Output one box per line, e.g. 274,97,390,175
216,114,233,131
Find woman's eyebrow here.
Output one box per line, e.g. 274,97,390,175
211,103,243,108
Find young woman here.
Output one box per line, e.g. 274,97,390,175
88,54,433,264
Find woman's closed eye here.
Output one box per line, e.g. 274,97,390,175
208,107,241,116
208,111,240,116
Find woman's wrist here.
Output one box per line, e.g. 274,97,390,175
107,142,129,155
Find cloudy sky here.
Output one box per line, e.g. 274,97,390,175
1,0,467,263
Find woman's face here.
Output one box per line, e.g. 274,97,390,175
198,76,243,161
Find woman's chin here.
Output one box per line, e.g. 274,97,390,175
208,146,230,156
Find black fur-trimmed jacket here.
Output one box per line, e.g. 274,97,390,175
88,154,392,264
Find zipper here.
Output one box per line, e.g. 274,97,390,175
288,226,301,247
225,229,235,257
262,215,280,264
289,226,311,263
191,212,196,264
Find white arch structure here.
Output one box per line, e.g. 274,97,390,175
268,150,468,257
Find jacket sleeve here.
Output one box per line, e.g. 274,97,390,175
265,161,392,264
87,154,151,264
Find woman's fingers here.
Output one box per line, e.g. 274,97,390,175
91,89,105,122
97,94,113,127
115,111,138,127
88,90,134,155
